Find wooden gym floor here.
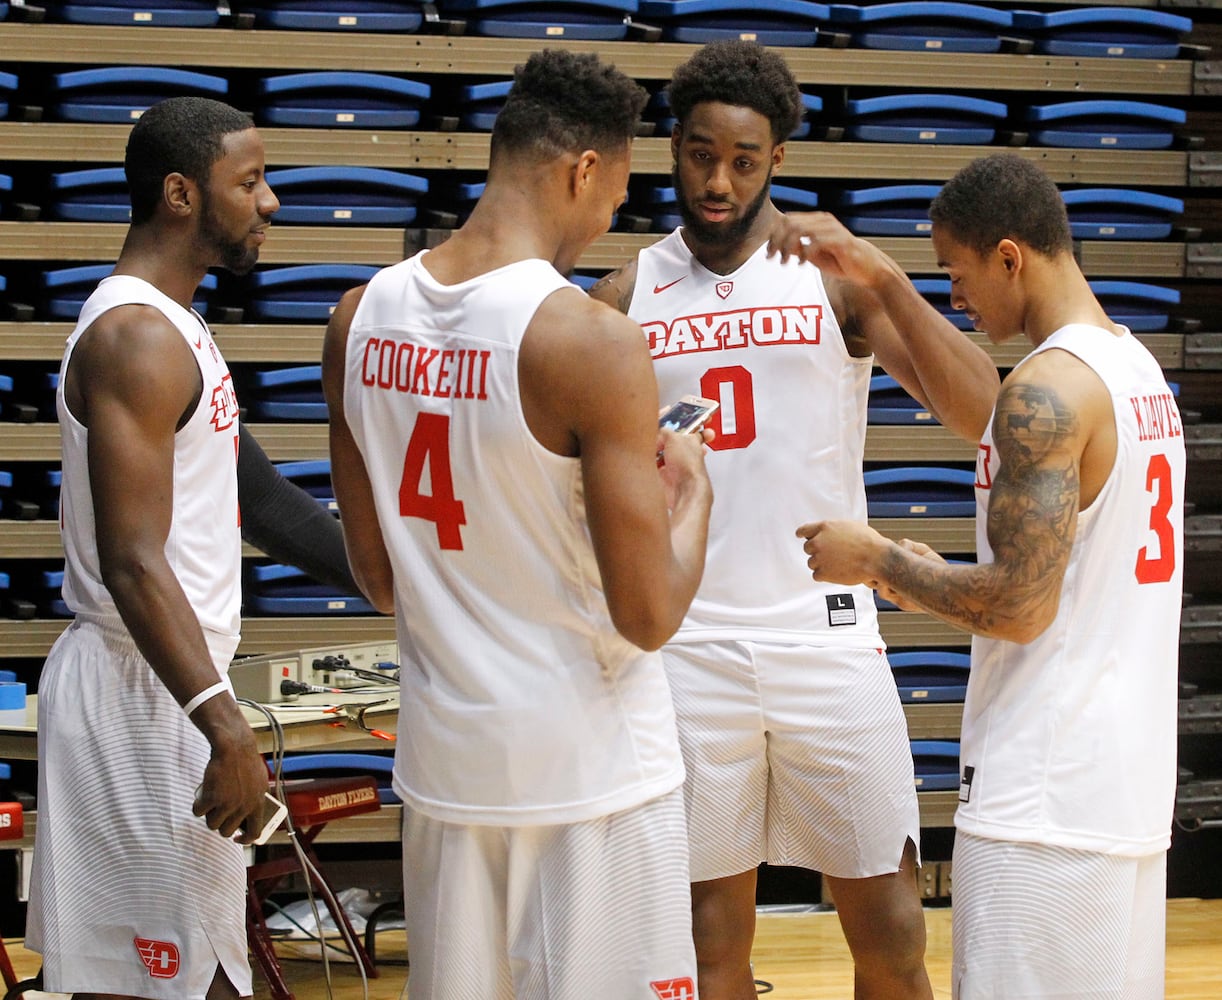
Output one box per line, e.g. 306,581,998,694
5,897,1221,998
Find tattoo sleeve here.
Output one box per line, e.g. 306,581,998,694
588,267,635,315
880,378,1080,640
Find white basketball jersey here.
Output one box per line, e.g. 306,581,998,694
961,324,1184,855
629,229,880,646
344,253,684,826
57,275,243,668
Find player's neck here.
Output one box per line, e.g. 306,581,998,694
114,227,211,311
683,204,779,277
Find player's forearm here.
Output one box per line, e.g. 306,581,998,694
877,543,1056,644
870,264,1000,442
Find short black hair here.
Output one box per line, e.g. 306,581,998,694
929,153,1073,258
124,96,254,225
491,49,647,161
667,40,804,145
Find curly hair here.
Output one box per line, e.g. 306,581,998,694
667,40,803,145
125,96,254,226
492,49,648,161
929,153,1072,258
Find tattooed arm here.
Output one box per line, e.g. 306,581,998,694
798,351,1109,643
587,257,638,315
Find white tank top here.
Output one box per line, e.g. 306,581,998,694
344,253,684,825
961,324,1184,855
57,275,243,669
629,228,881,646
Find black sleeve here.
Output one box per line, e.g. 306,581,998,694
236,422,362,596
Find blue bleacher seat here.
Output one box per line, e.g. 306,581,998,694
439,0,637,39
912,740,961,791
0,374,11,421
48,167,130,222
827,2,1012,53
265,167,428,225
838,184,940,236
41,265,217,319
44,0,222,27
788,92,824,140
457,81,512,131
246,563,375,615
843,93,1006,144
247,366,327,421
246,264,379,321
49,67,228,123
1011,7,1192,60
40,569,71,618
1089,280,1180,332
868,374,936,425
0,73,15,120
243,0,425,31
637,0,828,46
272,458,336,511
1024,100,1185,150
890,651,971,703
256,72,430,129
771,183,820,212
1062,188,1184,241
913,278,971,331
43,469,62,519
0,175,11,215
864,466,976,516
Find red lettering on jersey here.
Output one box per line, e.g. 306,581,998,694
362,339,491,402
651,977,696,1000
974,443,993,490
646,305,822,359
134,937,180,979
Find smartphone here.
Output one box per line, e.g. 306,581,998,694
195,786,288,845
247,793,289,845
659,395,719,434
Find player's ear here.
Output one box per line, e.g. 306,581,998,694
164,173,194,218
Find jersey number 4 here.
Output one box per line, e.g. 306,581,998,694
399,413,467,550
1135,452,1175,585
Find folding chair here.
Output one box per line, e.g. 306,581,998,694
40,265,217,319
47,66,228,122
1088,280,1180,332
867,374,936,426
256,72,430,129
247,366,327,421
843,93,1006,144
43,0,222,26
245,563,375,615
1024,99,1185,150
47,167,130,222
826,2,1012,53
242,0,424,31
247,753,393,1000
837,184,940,236
863,466,976,517
439,0,637,40
1062,188,1184,241
0,74,14,121
245,265,379,322
890,650,970,703
265,167,428,226
637,0,828,46
911,740,961,791
1011,7,1192,60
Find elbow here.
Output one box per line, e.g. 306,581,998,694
995,612,1054,645
610,607,679,653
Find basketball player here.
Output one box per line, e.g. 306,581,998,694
800,153,1184,999
323,50,713,998
590,41,1000,999
26,97,282,998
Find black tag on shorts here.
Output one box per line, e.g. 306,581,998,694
959,765,975,803
826,593,856,627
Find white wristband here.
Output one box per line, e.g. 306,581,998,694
182,680,231,718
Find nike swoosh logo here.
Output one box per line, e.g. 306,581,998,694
653,276,687,294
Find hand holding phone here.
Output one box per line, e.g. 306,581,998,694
659,395,719,434
195,786,288,845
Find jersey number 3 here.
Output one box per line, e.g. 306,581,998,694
399,413,467,550
1135,452,1175,585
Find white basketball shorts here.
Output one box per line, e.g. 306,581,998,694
401,788,697,1000
952,830,1167,999
663,640,920,882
